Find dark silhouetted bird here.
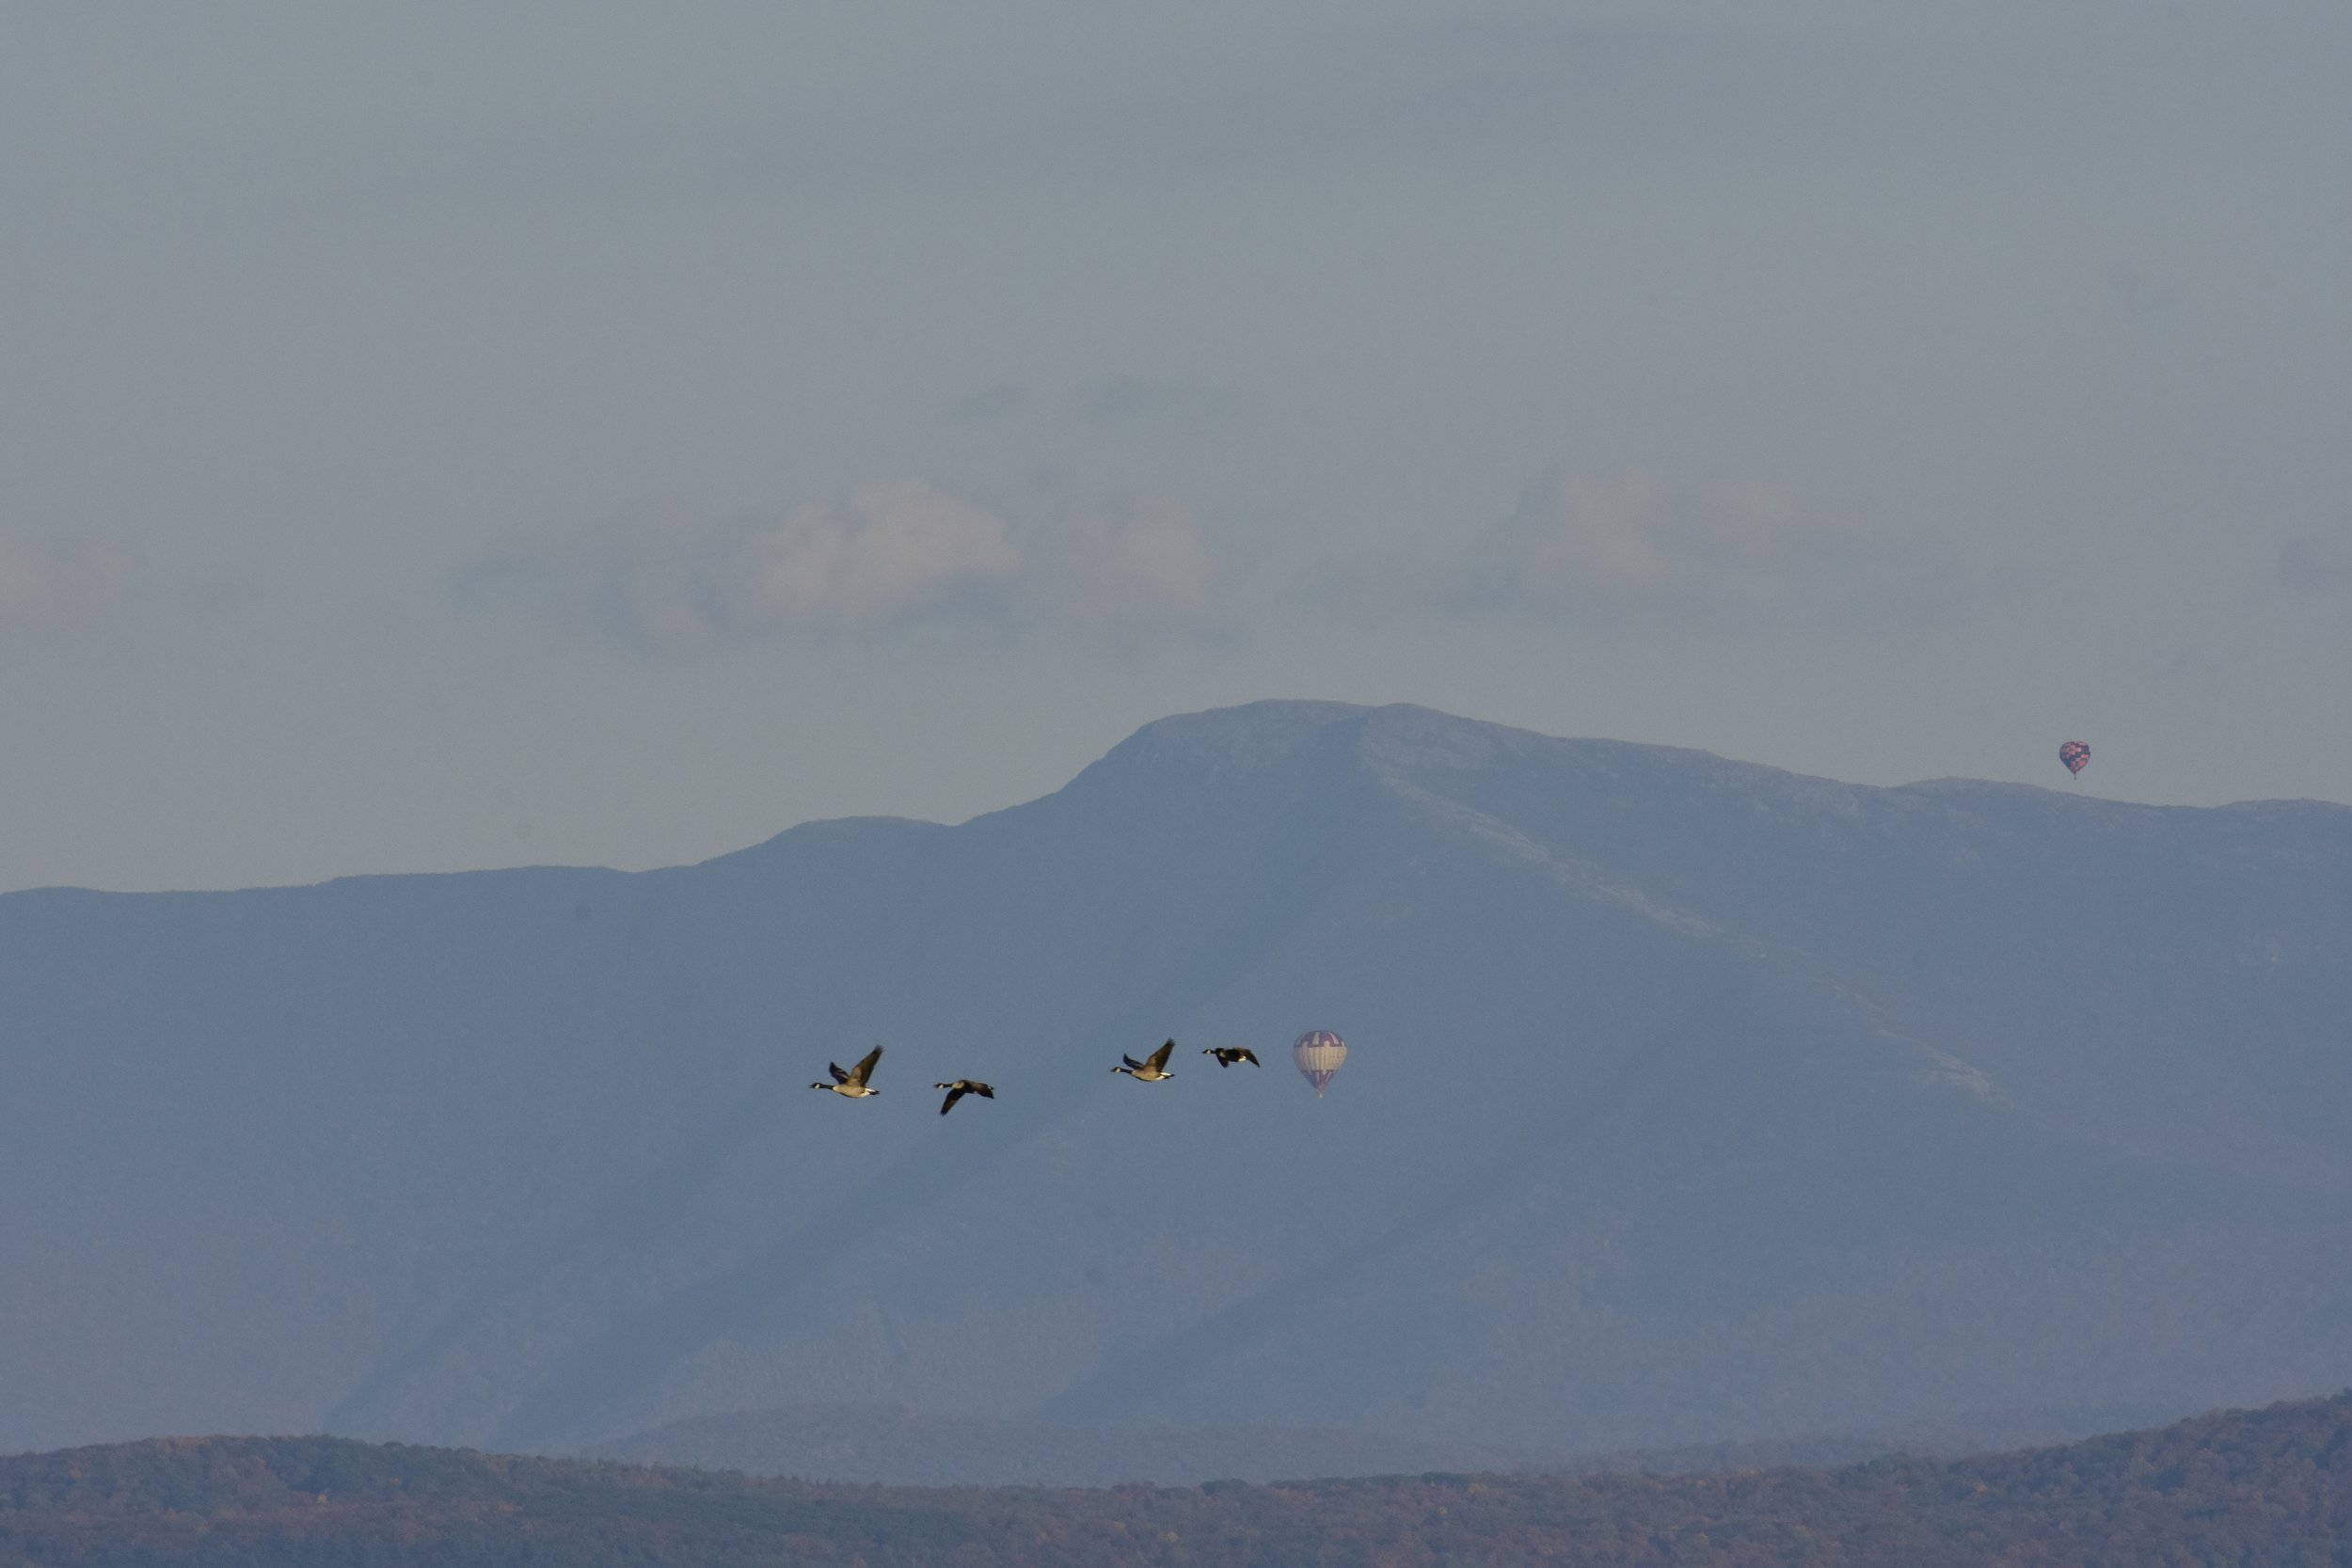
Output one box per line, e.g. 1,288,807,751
934,1079,995,1117
1202,1046,1261,1069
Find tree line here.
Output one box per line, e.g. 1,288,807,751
4,1392,2349,1566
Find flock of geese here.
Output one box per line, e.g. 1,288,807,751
813,1039,1263,1116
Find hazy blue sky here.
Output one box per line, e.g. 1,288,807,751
5,2,2348,892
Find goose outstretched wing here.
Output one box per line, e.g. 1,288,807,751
1144,1039,1176,1072
847,1045,883,1087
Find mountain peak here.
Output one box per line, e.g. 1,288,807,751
1069,700,1708,806
1083,699,1370,777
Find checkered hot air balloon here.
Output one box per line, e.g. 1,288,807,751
1292,1030,1347,1098
2059,740,2090,778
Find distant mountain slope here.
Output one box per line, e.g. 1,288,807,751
5,1396,2350,1566
592,1403,1538,1486
590,1401,2185,1488
3,701,2348,1459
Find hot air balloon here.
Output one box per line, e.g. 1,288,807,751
2059,740,2090,778
1292,1030,1347,1098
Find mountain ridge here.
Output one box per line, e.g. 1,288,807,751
16,699,2345,901
3,699,2347,1466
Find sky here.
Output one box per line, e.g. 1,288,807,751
3,1,2348,893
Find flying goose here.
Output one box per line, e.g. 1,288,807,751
1202,1046,1261,1069
1113,1039,1178,1082
812,1044,884,1098
934,1079,995,1117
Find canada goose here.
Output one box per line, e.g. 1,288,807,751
1202,1046,1261,1069
812,1044,884,1098
1113,1039,1178,1082
934,1079,995,1117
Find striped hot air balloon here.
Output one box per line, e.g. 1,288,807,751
1292,1030,1347,1098
2059,740,2090,778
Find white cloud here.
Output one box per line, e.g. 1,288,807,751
454,483,1232,657
1035,499,1228,638
1436,472,1990,631
0,537,133,640
730,482,1020,635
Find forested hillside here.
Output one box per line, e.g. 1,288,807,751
5,1396,2349,1566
